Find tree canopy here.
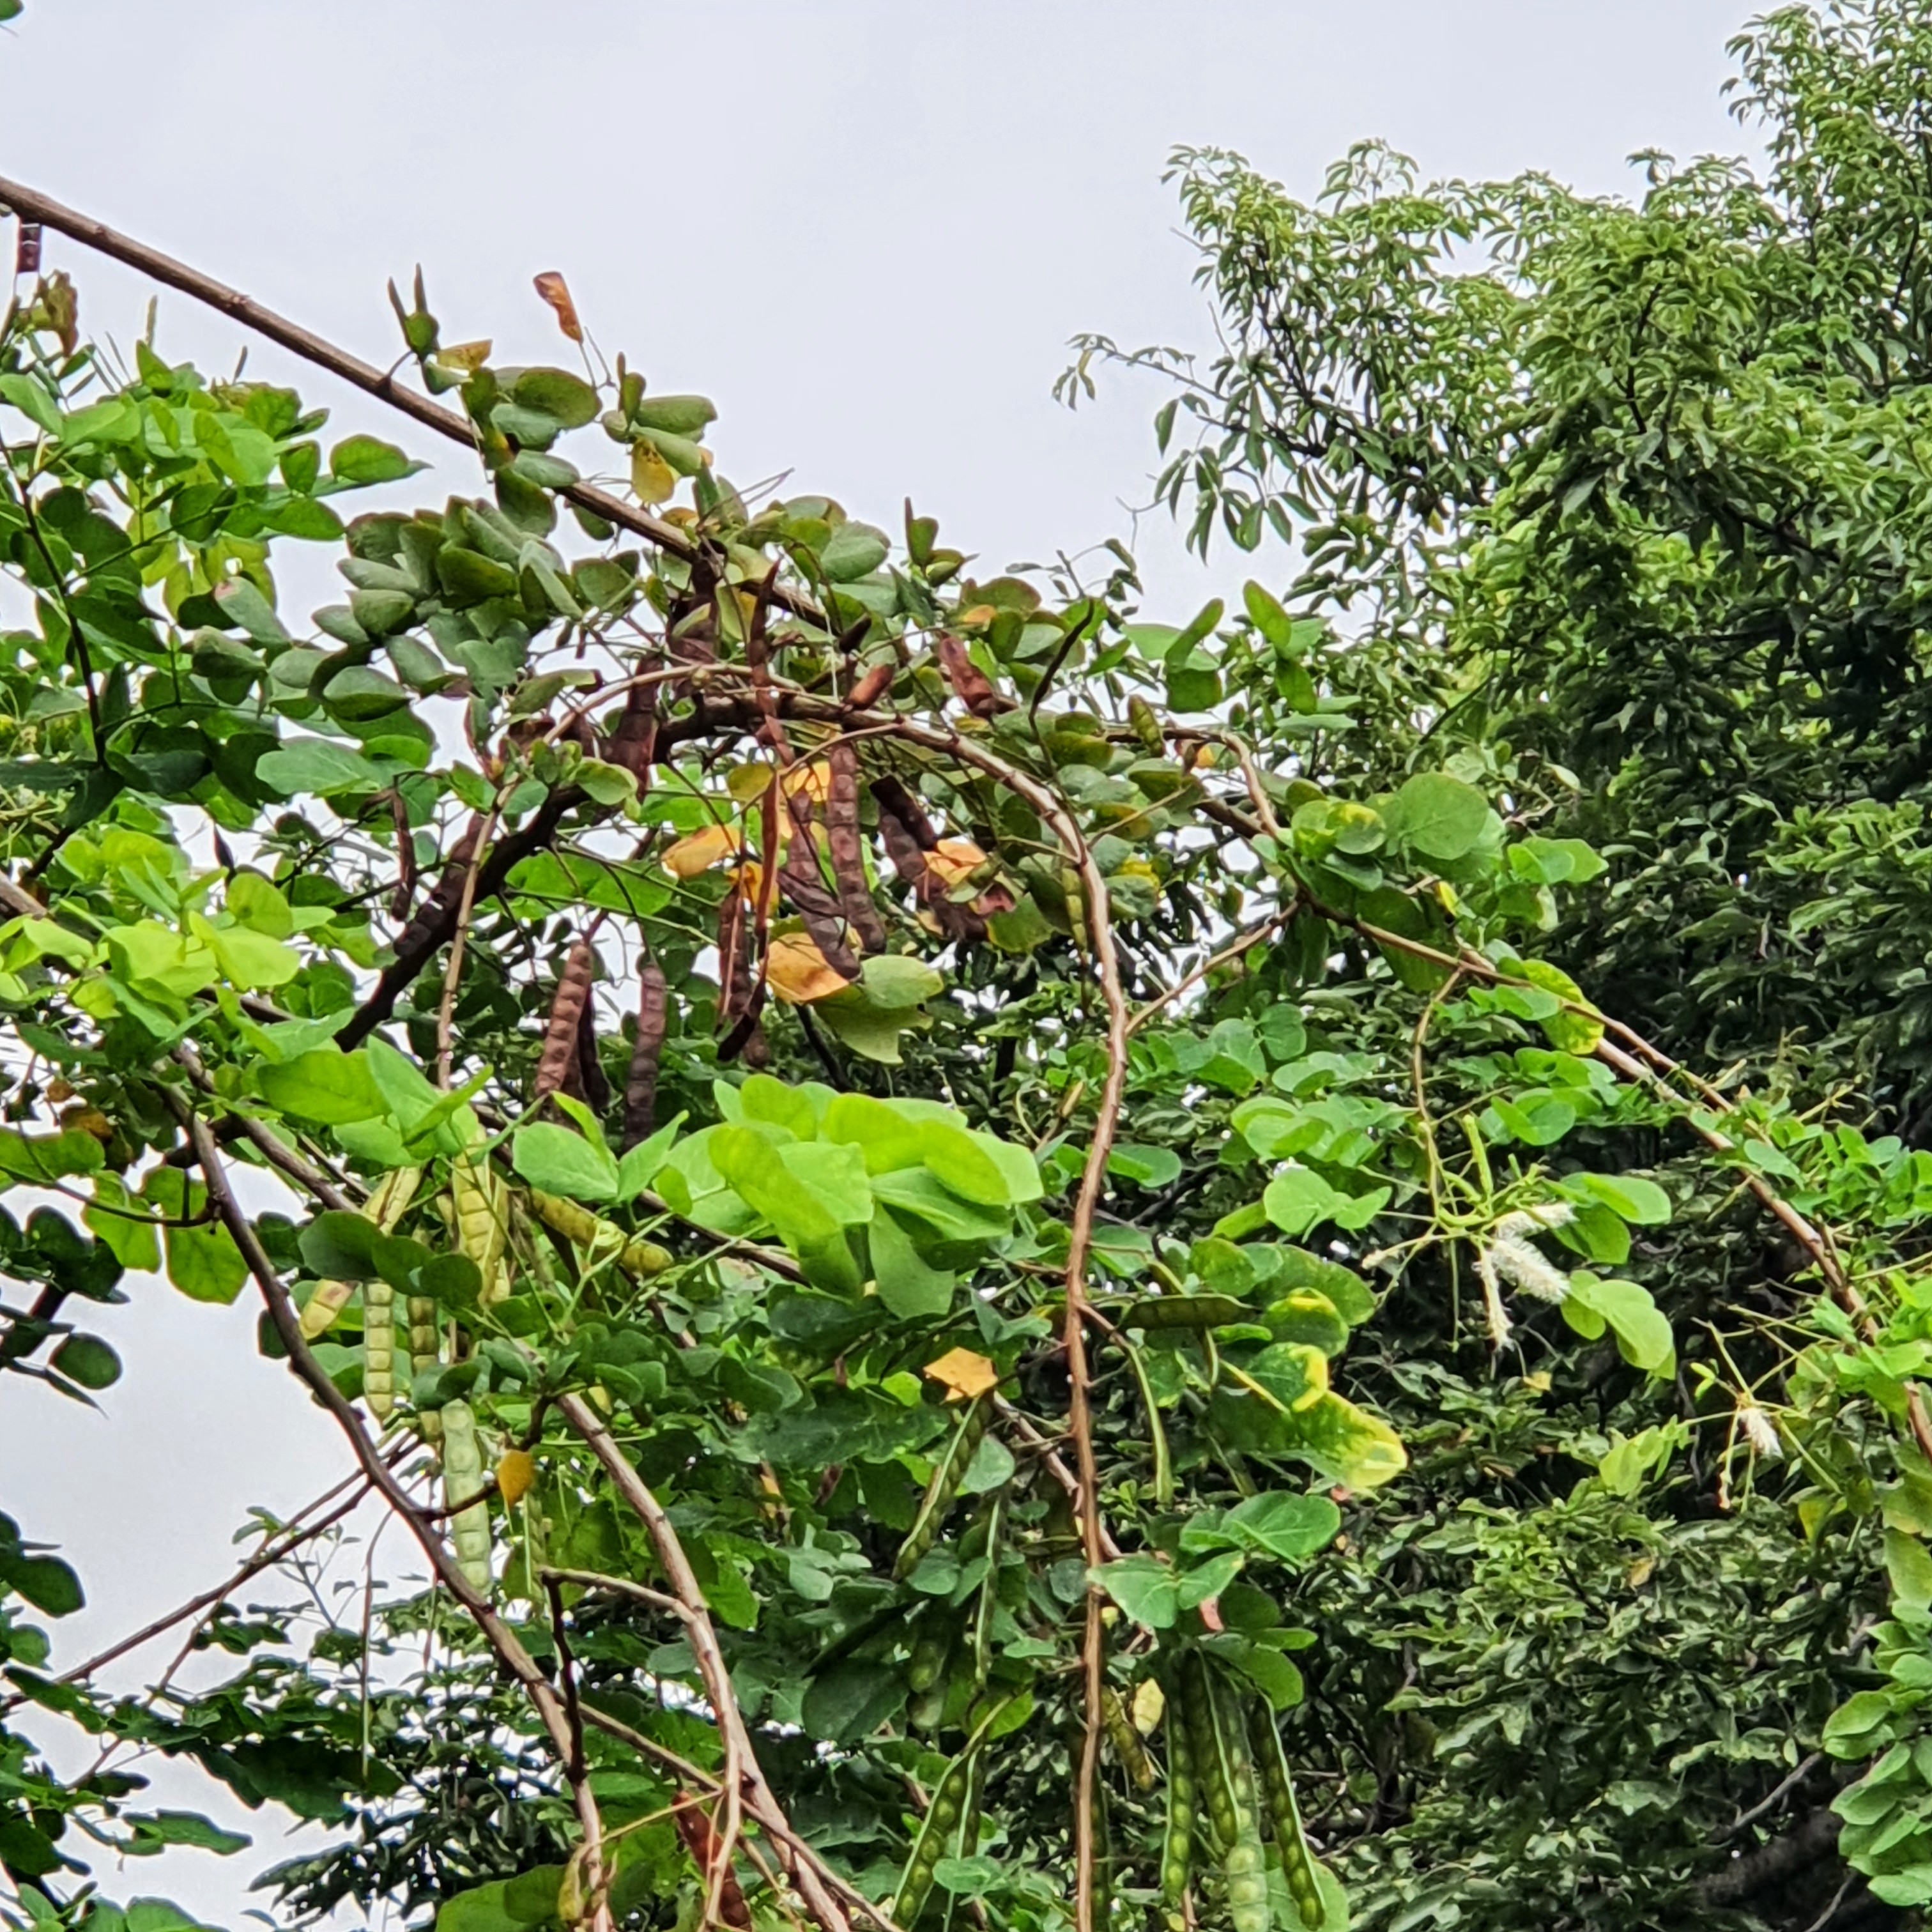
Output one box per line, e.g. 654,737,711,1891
5,8,1932,1932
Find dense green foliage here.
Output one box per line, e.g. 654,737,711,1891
1059,1,1932,1925
4,9,1932,1932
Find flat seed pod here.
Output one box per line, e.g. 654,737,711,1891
440,1399,491,1595
622,962,667,1151
826,743,887,953
534,937,595,1104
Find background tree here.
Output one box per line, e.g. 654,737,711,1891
1,10,1931,1932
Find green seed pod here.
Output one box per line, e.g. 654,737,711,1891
1103,1687,1156,1794
1128,694,1164,755
893,1397,992,1581
440,1399,491,1595
892,1750,974,1928
313,1166,422,1353
1251,1702,1324,1929
300,1276,356,1343
363,1277,396,1419
528,1187,672,1280
407,1294,441,1444
452,1149,510,1304
1181,1653,1238,1853
1222,1832,1271,1932
1161,1705,1199,1908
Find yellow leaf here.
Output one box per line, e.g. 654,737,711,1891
767,930,852,1005
436,339,493,373
532,270,583,343
785,759,832,805
496,1448,535,1508
927,838,988,889
726,762,777,805
1131,1678,1165,1736
631,440,677,505
662,821,741,878
923,1346,999,1403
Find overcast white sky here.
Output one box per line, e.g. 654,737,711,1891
0,2,1763,1922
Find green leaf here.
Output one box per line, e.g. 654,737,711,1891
819,522,891,582
917,1121,1011,1206
1221,1491,1342,1563
614,1116,683,1203
0,1549,84,1616
1262,1168,1348,1238
510,367,601,429
1286,1392,1407,1491
330,435,422,485
1518,958,1603,1053
436,1881,522,1932
86,1175,160,1273
1092,1554,1180,1630
141,1170,248,1305
258,1050,385,1126
868,1208,956,1319
512,1124,620,1202
125,1811,250,1856
1386,771,1488,863
226,871,294,939
298,1210,379,1280
1564,1171,1671,1225
801,1659,907,1742
1564,1273,1674,1374
203,921,300,990
502,1867,566,1924
256,739,385,799
711,1125,840,1246
50,1333,121,1390
1107,1142,1183,1188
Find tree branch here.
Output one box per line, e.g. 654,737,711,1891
0,174,829,626
181,1109,614,1932
555,1393,851,1932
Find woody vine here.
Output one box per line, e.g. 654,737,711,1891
5,16,1932,1928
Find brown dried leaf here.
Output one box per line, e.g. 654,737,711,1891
532,271,584,343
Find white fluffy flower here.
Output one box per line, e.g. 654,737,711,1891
1476,1247,1512,1349
1492,1202,1576,1241
1738,1404,1783,1460
1486,1232,1572,1305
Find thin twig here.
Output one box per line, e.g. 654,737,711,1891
0,1464,384,1716
556,1392,850,1932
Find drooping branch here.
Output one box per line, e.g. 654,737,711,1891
181,1110,615,1932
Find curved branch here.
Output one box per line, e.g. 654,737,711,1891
0,174,826,628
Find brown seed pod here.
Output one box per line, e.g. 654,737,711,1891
394,813,484,957
936,634,1010,718
575,996,611,1112
715,881,767,1064
388,788,417,924
674,1800,751,1929
846,661,894,711
826,744,887,954
779,792,862,981
533,939,595,1105
623,962,667,1151
604,677,659,785
871,774,940,853
872,779,986,946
